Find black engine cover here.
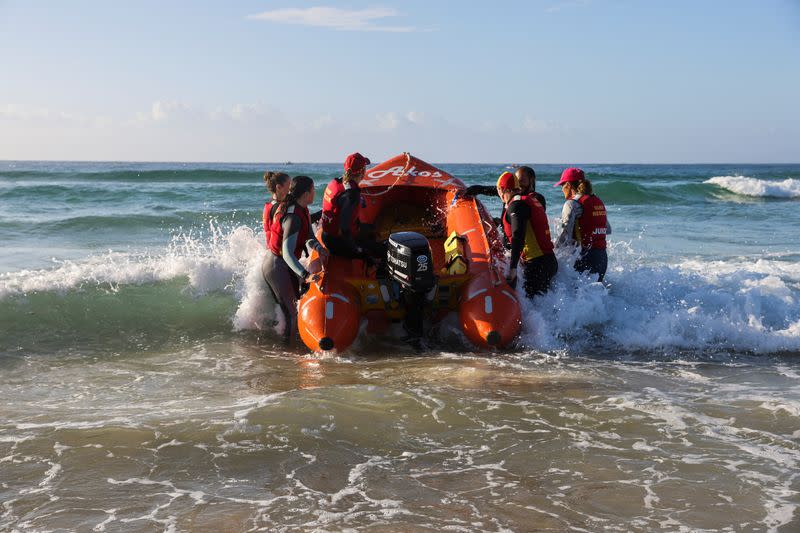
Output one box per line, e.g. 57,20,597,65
386,231,436,292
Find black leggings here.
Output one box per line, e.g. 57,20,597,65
261,252,300,344
574,248,608,282
522,253,558,298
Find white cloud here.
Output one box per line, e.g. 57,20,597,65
375,111,427,130
227,103,254,121
8,102,786,164
522,116,553,133
129,101,290,128
211,103,269,122
405,111,425,125
0,104,87,123
311,114,335,130
247,6,415,32
376,111,400,130
132,100,197,125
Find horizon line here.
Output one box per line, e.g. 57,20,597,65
3,158,800,166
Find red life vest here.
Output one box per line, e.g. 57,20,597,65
321,178,360,237
263,200,278,247
502,194,554,261
574,194,607,250
267,203,311,258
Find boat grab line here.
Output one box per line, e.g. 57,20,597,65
467,288,488,300
501,290,517,302
303,296,318,310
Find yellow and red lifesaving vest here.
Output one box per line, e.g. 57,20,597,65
574,194,607,250
502,194,554,262
321,178,360,237
267,203,311,258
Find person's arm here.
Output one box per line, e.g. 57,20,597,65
310,210,322,225
507,200,531,270
555,200,582,248
606,217,612,235
281,214,310,279
498,205,511,249
533,191,546,211
306,232,326,255
464,185,497,197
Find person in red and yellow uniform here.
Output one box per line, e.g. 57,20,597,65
554,168,611,282
496,171,558,297
464,165,546,237
321,152,385,261
262,176,328,343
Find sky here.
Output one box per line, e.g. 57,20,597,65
0,0,798,163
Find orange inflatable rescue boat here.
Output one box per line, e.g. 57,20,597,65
298,153,522,352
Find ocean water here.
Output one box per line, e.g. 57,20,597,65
1,160,799,531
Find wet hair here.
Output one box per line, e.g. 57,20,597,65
263,171,290,194
515,166,536,190
342,167,366,184
283,175,315,205
576,179,593,196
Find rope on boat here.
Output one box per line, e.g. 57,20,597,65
360,152,413,198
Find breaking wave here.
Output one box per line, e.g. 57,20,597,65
1,225,799,356
521,244,800,355
705,176,800,198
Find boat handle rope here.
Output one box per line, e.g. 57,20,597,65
360,152,413,198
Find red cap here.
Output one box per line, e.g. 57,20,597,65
344,152,371,173
554,167,585,187
496,171,519,190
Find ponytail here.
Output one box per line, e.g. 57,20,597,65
342,166,366,184
576,179,593,196
281,175,315,205
264,171,290,194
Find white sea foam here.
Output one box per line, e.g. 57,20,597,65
0,222,261,300
2,223,799,354
231,247,280,332
706,175,800,198
519,243,800,354
0,221,288,338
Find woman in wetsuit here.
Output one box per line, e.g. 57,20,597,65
262,176,328,343
554,168,611,282
320,152,385,261
262,171,290,247
496,172,558,297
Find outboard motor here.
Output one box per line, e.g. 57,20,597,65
387,232,436,292
387,232,437,344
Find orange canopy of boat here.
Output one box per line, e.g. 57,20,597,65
298,153,522,352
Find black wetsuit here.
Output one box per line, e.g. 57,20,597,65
506,199,558,297
262,208,324,343
321,186,386,260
